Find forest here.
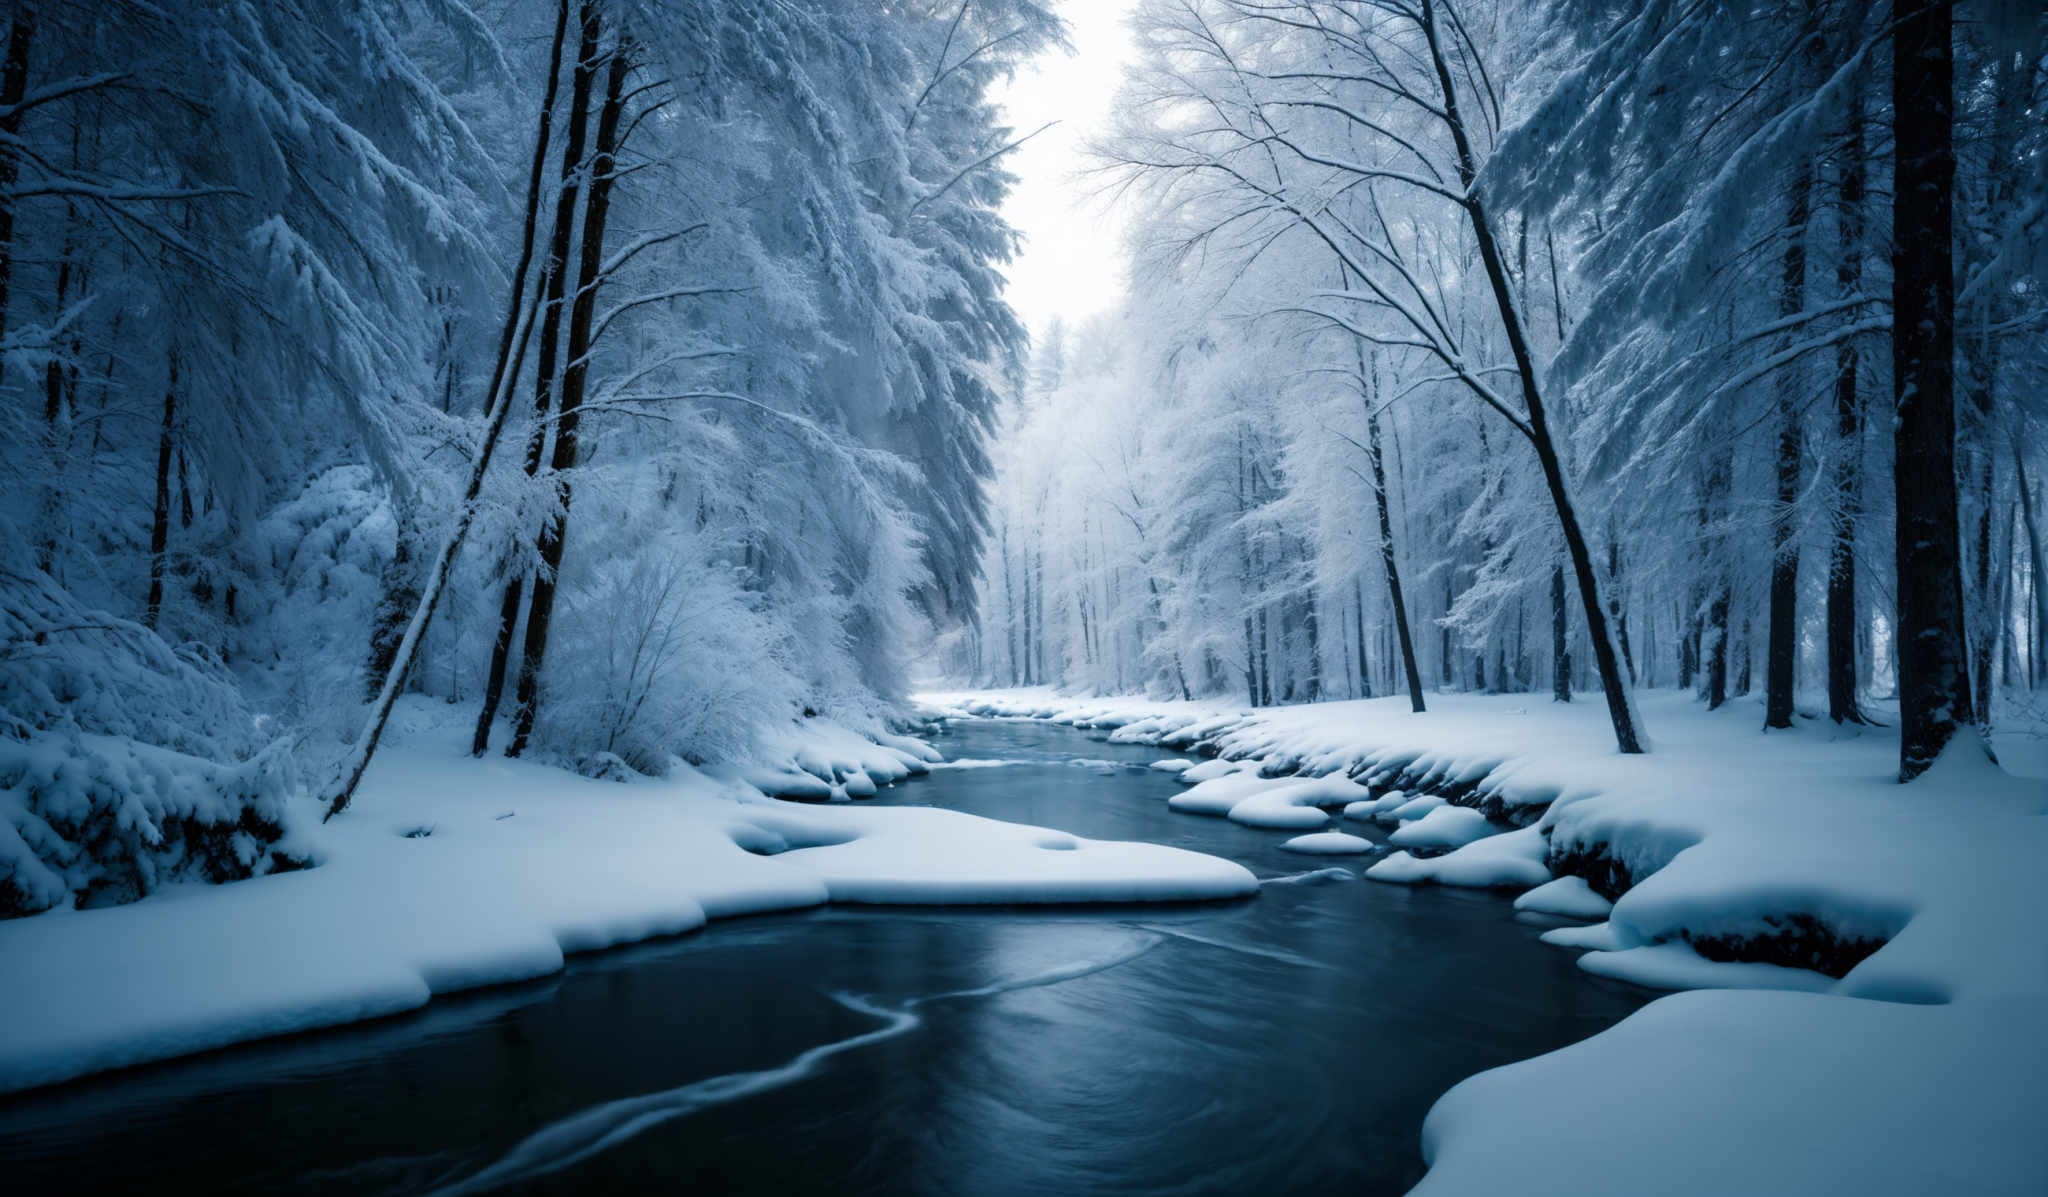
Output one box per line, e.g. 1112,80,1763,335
1,0,1060,908
0,1,2044,1195
965,0,2046,780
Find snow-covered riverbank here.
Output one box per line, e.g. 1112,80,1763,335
0,698,1253,1096
920,687,2048,1195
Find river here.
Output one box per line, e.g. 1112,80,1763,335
0,716,1649,1195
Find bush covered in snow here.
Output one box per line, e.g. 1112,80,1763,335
1,532,300,917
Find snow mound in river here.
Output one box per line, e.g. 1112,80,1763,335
1279,831,1375,855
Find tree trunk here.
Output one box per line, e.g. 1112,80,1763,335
1890,0,1973,780
1765,158,1812,730
365,526,422,699
1440,573,1454,688
1001,527,1019,685
1303,588,1322,701
145,356,177,631
1354,575,1373,698
1421,0,1640,752
1604,532,1633,682
36,218,77,572
1359,351,1426,712
323,0,575,819
509,29,632,757
474,4,600,755
2015,441,2047,690
1827,102,1869,725
1551,562,1571,701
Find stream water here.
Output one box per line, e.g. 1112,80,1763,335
0,717,1650,1195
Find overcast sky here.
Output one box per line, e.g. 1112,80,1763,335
991,0,1138,341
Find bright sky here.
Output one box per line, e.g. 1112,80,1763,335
992,0,1139,340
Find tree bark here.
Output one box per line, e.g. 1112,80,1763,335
1551,562,1571,701
1356,343,1426,712
1827,100,1869,725
1890,0,1973,780
145,356,177,630
508,28,632,757
1604,532,1633,682
1765,157,1812,730
1354,575,1373,698
2015,440,2047,691
474,3,600,756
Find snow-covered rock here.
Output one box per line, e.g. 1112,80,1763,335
1227,775,1369,829
1368,826,1550,889
1387,805,1493,852
1380,793,1446,824
1278,831,1375,855
1514,875,1613,920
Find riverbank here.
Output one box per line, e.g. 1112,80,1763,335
920,686,2048,1195
0,697,1254,1096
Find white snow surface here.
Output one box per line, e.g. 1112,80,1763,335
1386,804,1492,850
1366,826,1550,889
1514,875,1614,920
1227,775,1367,829
0,698,1254,1095
1278,831,1375,855
1381,793,1446,824
920,687,2048,1195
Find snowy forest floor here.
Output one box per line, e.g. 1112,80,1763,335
919,686,2048,1196
0,697,1252,1096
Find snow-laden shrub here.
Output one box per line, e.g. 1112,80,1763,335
0,734,298,914
239,464,398,736
535,549,803,775
1,529,299,917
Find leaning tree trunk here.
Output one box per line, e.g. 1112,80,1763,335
1604,532,1634,682
1891,0,1974,780
1356,341,1427,713
507,33,632,757
473,3,601,756
1422,0,1641,752
323,0,575,819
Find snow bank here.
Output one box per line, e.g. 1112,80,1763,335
737,716,938,801
0,698,1253,1095
1416,990,2048,1197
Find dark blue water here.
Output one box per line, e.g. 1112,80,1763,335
0,718,1648,1195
